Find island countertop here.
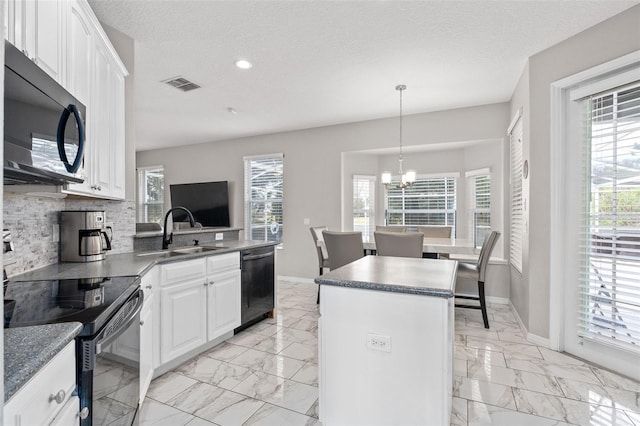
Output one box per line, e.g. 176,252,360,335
314,255,457,298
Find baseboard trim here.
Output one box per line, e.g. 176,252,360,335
508,300,550,348
278,275,316,284
526,333,551,347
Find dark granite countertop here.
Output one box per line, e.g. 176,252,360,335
4,322,83,401
315,255,457,298
11,240,278,281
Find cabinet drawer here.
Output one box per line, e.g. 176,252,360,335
160,258,205,286
50,395,80,426
4,341,76,426
206,252,240,274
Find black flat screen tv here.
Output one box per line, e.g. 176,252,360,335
170,181,231,227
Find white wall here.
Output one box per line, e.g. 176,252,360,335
510,5,640,338
137,102,510,279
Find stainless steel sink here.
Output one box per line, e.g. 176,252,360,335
135,246,225,257
170,246,223,255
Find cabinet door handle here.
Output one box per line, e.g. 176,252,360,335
145,285,152,290
140,320,145,326
204,282,208,286
49,389,66,404
79,407,89,419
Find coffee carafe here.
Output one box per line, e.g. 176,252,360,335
60,211,113,262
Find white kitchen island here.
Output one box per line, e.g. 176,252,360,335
314,255,457,426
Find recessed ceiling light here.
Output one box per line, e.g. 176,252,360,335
235,59,253,70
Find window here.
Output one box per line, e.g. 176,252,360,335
466,170,491,248
579,82,640,351
509,114,524,273
353,175,376,239
244,154,284,243
137,166,164,223
386,176,456,229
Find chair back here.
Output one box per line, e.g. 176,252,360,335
375,225,406,233
374,232,424,258
322,231,364,270
310,226,329,264
417,226,452,238
477,231,500,281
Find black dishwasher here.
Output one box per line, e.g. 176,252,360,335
236,246,275,332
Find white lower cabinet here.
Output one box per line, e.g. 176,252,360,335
160,277,208,364
139,291,154,405
207,269,241,340
4,341,79,426
157,252,241,367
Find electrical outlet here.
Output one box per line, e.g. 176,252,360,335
303,218,310,225
366,333,391,353
52,224,60,243
215,233,223,241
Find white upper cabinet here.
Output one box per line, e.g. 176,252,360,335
5,0,64,82
66,0,92,105
5,0,128,200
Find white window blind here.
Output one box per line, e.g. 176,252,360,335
578,82,640,351
244,154,284,243
510,117,524,273
386,176,456,229
137,166,164,223
353,175,376,240
473,174,491,248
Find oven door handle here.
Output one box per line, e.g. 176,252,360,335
95,289,144,354
242,252,274,261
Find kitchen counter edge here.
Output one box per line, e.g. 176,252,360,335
10,240,279,282
4,322,83,401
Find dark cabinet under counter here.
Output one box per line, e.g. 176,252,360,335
236,246,275,332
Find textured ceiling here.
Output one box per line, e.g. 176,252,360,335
88,0,639,152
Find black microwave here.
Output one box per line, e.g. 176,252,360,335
4,40,86,185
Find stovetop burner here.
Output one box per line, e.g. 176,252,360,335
4,275,140,336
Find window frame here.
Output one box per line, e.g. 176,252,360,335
243,153,284,245
466,168,491,248
353,175,376,240
136,165,164,224
509,111,524,273
384,173,458,231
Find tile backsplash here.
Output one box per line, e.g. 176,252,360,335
3,192,136,276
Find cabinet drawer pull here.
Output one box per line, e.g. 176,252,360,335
146,285,152,289
79,407,89,419
204,282,208,286
49,389,66,404
140,320,145,326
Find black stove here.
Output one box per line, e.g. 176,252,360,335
5,275,143,426
4,275,140,336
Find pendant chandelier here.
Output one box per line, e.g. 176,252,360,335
382,84,416,189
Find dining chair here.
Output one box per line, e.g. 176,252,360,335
417,226,452,238
375,225,406,233
310,226,330,304
322,231,365,270
374,231,424,258
455,231,500,329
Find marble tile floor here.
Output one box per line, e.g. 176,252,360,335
140,279,640,426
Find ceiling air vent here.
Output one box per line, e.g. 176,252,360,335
162,76,201,92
